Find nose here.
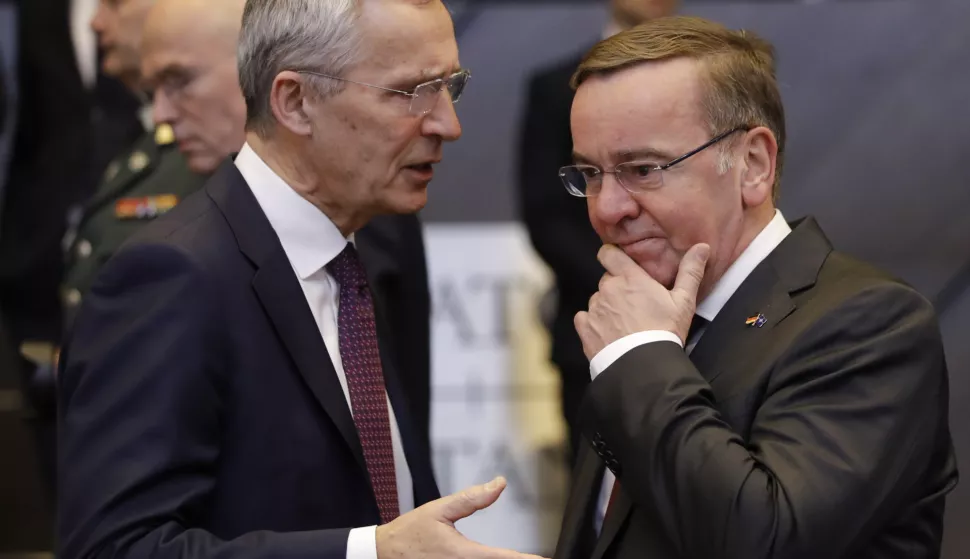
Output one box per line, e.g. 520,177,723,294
590,173,640,226
421,90,462,142
152,88,178,127
90,2,108,34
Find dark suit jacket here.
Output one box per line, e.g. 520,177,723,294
517,51,603,458
554,218,958,559
358,211,432,439
0,0,141,346
57,161,439,559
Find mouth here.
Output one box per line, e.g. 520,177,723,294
618,236,667,258
403,160,440,181
176,138,199,156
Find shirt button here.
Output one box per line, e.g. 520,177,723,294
77,239,92,258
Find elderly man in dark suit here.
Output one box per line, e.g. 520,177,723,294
56,0,545,558
553,16,958,559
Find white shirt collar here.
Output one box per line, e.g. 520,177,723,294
695,209,792,322
234,142,350,280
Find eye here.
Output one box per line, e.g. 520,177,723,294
619,162,659,179
579,167,601,179
630,164,653,178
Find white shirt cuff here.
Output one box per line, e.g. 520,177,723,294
589,331,683,380
346,526,378,559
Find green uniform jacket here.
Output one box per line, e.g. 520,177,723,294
61,126,205,329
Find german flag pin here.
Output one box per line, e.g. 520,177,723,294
745,313,767,328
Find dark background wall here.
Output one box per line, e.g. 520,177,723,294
426,0,970,556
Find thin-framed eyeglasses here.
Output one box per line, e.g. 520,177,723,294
559,126,750,197
294,68,471,116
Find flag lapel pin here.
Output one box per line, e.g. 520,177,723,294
745,313,767,328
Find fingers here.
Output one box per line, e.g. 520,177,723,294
597,244,641,278
434,476,507,523
575,310,590,343
671,243,710,306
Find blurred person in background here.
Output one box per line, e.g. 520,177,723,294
554,16,957,559
14,0,205,520
517,0,679,465
56,1,510,558
60,0,205,333
0,0,142,504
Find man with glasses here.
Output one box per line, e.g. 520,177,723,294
57,1,541,558
554,16,957,559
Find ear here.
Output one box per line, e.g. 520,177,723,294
739,126,778,208
269,71,314,137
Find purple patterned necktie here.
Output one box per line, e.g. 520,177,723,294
326,243,400,524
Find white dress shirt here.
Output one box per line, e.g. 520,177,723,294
235,143,413,559
70,0,98,89
590,210,792,533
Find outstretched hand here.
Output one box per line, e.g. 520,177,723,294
376,477,549,559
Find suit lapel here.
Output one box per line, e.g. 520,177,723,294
555,444,606,559
207,161,366,471
689,266,794,384
690,217,832,385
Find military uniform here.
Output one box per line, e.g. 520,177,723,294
61,124,205,328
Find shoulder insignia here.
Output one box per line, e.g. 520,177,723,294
155,124,175,146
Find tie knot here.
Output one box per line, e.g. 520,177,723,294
326,243,368,289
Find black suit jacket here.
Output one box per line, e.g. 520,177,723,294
0,0,141,345
554,218,958,559
517,51,603,457
357,211,432,439
57,161,439,559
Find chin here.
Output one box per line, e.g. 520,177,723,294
385,190,428,216
187,156,220,175
101,58,121,79
635,258,678,290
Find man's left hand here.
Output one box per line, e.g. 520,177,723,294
575,243,710,360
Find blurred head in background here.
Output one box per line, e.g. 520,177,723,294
141,0,247,174
238,0,464,235
568,16,784,299
611,0,679,29
90,0,157,88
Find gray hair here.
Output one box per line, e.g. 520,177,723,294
238,0,363,137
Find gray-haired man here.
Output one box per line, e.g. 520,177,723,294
56,1,545,558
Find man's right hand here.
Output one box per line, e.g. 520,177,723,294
376,477,548,559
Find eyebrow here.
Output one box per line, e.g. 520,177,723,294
394,65,462,88
572,147,675,166
420,65,462,80
144,64,190,86
617,148,675,162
